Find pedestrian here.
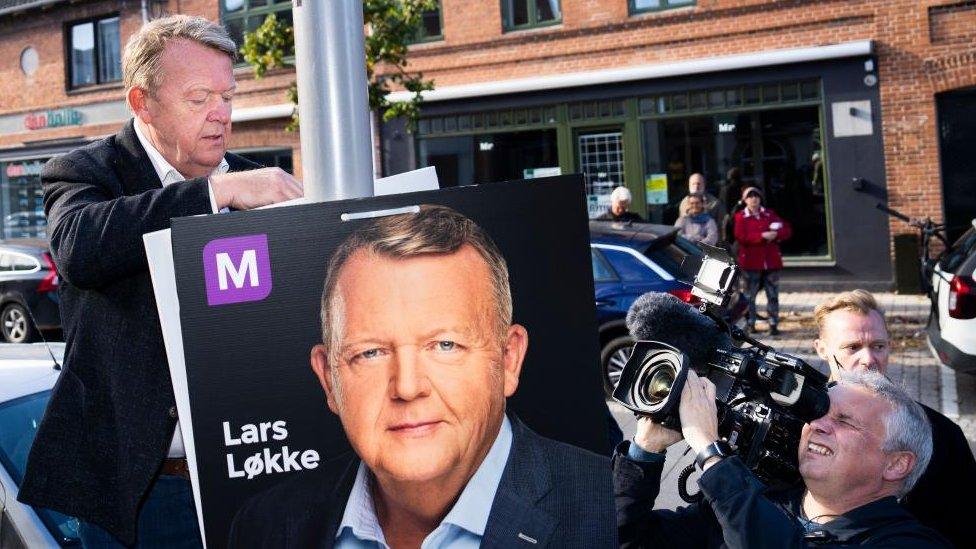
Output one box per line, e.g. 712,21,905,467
596,186,644,222
674,193,718,245
678,173,724,223
733,186,791,335
18,15,302,547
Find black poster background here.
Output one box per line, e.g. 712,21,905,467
170,177,608,547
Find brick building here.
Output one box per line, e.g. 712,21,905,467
1,1,974,289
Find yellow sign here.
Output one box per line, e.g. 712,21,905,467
645,174,668,205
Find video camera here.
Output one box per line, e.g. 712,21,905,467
610,244,830,498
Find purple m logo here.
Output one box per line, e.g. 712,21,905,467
202,234,273,306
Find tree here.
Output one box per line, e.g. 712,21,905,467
240,0,438,131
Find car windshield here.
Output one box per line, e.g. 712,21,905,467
0,390,80,546
644,232,703,279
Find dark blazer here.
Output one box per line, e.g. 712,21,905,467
228,417,616,548
903,404,976,548
18,119,260,545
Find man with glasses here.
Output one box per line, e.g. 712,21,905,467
813,290,976,547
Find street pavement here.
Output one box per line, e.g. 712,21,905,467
608,291,976,509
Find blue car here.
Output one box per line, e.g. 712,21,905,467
590,221,745,394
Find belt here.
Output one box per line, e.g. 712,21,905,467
160,458,190,479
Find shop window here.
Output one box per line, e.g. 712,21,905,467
640,105,829,259
630,0,695,14
417,130,559,187
233,148,294,174
502,0,561,31
411,2,443,42
67,15,121,88
221,0,293,52
1,160,48,240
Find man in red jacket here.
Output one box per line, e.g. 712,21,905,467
733,186,791,335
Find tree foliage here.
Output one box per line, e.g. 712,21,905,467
240,1,438,131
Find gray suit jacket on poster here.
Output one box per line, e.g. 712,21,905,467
17,119,260,544
228,416,616,548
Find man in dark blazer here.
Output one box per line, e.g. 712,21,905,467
18,15,301,547
813,290,976,548
229,206,615,548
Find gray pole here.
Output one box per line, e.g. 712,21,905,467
292,0,374,202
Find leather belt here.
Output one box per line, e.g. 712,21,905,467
160,458,190,479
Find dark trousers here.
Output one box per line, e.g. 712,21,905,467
744,269,780,327
79,475,202,548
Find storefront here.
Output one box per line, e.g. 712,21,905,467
384,42,893,288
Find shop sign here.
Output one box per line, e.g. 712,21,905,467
5,160,44,178
716,114,738,134
645,173,669,205
23,108,84,131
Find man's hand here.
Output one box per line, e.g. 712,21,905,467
210,168,303,210
633,415,682,454
761,230,778,241
678,370,719,456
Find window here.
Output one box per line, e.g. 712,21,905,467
221,0,293,51
412,2,443,42
591,249,619,282
502,0,561,31
234,148,294,174
68,15,121,88
630,0,695,14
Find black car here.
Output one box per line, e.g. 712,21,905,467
0,239,60,343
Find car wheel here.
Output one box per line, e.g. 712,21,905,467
602,335,635,396
1,303,37,344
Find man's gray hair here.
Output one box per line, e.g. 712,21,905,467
836,370,933,497
320,205,513,371
122,15,236,100
611,186,632,204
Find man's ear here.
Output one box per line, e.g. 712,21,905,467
882,451,916,484
814,337,829,362
501,324,528,398
126,86,152,123
310,344,340,414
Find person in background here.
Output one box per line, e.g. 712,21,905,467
718,167,744,246
674,193,718,246
679,173,724,223
597,186,644,222
733,186,791,335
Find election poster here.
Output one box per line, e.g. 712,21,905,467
156,176,612,547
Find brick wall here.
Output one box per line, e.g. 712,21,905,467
378,0,976,259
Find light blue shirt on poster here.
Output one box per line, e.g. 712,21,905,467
335,416,514,549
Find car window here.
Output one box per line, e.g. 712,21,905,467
646,236,702,279
601,248,654,282
941,228,976,274
0,390,80,545
0,254,11,272
591,249,618,282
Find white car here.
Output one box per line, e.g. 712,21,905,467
0,344,79,547
927,221,976,373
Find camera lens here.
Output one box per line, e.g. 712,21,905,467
638,364,677,406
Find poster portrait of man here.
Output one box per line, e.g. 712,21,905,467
163,177,614,546
227,205,614,547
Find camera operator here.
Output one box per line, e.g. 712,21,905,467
814,290,976,547
614,369,950,547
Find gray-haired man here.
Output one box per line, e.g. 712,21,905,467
615,369,950,547
19,15,300,547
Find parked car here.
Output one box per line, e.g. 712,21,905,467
0,344,79,547
0,239,60,344
590,221,746,394
927,219,976,373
